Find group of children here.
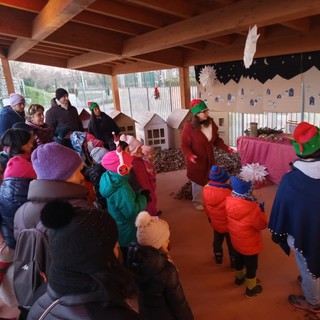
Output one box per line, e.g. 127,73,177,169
203,165,268,298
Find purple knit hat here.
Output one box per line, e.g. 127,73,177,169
9,93,25,107
32,142,83,180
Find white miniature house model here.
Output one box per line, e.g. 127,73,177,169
108,110,136,137
210,111,229,144
135,111,169,150
167,109,192,149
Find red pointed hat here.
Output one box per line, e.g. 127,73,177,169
292,122,320,156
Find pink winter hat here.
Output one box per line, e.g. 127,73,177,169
101,150,133,173
119,134,142,155
9,93,25,107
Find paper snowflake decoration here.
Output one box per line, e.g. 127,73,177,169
243,25,260,69
199,66,217,88
239,163,268,182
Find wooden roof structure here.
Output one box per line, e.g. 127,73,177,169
1,0,320,108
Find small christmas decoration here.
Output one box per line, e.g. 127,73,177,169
239,163,268,183
199,66,217,88
243,25,260,69
154,87,160,100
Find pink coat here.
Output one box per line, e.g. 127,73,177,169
203,185,232,233
226,196,268,255
180,119,229,186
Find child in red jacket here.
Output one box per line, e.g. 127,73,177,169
226,176,268,298
203,165,235,267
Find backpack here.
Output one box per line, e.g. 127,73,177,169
13,222,51,308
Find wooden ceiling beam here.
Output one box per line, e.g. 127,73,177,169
8,0,96,60
207,34,234,46
68,52,121,69
135,48,184,67
74,11,153,36
87,0,177,28
122,0,320,57
123,0,197,18
184,25,320,66
281,17,311,32
0,0,45,12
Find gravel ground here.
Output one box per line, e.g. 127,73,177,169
154,148,241,200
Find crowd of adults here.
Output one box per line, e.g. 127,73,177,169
0,89,193,320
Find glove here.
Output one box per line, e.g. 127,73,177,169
188,155,197,163
259,202,265,212
140,189,151,202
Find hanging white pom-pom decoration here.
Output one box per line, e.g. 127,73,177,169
243,25,260,69
199,66,217,88
239,163,268,182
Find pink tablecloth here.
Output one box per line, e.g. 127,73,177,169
236,136,298,184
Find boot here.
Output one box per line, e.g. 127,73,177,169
214,252,223,264
245,277,262,298
234,268,245,286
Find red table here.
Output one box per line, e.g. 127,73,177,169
236,136,298,184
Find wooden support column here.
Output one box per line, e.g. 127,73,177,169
179,67,190,109
1,58,14,95
111,75,120,111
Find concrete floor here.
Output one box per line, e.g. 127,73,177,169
0,169,317,320
157,169,318,320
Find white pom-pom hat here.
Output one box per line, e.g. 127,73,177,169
135,211,170,249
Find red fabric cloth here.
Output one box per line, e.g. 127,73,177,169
181,120,229,186
203,185,232,233
226,196,268,255
236,136,297,184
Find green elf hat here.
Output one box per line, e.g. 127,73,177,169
190,99,208,115
292,122,320,156
87,102,99,111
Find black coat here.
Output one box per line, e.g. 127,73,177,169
88,112,120,148
127,243,194,320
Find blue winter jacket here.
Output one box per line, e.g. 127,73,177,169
99,170,147,247
0,106,24,137
0,177,32,248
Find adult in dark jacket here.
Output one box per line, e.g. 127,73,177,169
127,211,194,320
87,102,120,149
45,88,83,134
27,199,140,320
269,122,320,313
180,99,232,211
0,93,25,137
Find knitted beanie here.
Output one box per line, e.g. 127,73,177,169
9,93,25,107
55,88,68,101
209,165,229,183
4,155,36,179
54,127,72,140
141,145,154,157
87,102,99,111
31,142,83,180
40,199,118,294
119,134,142,155
230,176,253,197
190,99,208,115
101,150,133,174
136,211,170,249
90,147,108,164
292,122,320,156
